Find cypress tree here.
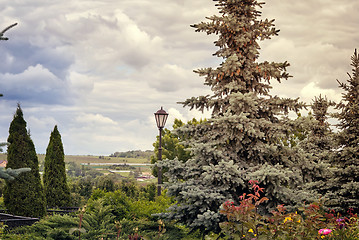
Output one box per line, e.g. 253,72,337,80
43,125,71,207
4,104,46,217
158,0,306,234
325,50,359,212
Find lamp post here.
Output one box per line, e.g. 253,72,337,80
154,107,168,196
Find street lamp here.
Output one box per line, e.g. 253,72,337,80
154,107,168,196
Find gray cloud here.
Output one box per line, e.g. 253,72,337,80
0,0,358,155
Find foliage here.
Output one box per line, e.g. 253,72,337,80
116,218,191,240
95,174,121,192
88,189,132,220
81,199,116,239
131,195,173,221
325,49,359,213
151,118,202,178
159,0,307,234
68,176,94,207
11,214,78,239
0,23,17,41
87,188,173,221
67,162,105,206
3,179,198,240
139,182,157,202
0,142,7,153
294,96,337,201
217,180,359,240
0,167,30,181
43,125,71,207
67,162,103,178
3,104,46,217
110,150,153,160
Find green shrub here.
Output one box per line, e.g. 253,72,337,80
130,195,172,220
7,214,78,239
88,190,132,220
217,180,359,240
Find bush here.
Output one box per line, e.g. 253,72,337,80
88,189,132,220
216,180,359,240
130,195,172,220
8,214,78,239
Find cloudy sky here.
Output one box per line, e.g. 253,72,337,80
0,0,358,155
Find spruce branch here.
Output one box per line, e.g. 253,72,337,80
0,167,31,181
0,23,18,41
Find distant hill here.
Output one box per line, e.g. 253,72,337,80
0,150,154,165
109,150,153,159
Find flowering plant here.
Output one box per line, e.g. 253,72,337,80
318,228,332,235
218,181,359,240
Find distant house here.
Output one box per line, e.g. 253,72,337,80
0,160,7,168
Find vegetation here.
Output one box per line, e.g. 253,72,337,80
4,182,198,240
0,2,359,240
0,23,17,41
110,150,153,160
3,104,46,218
325,49,359,212
296,96,336,199
151,118,204,178
157,0,308,235
216,180,359,239
43,125,71,208
0,143,6,153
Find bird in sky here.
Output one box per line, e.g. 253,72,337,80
0,23,18,41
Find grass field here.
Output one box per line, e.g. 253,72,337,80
0,153,150,164
0,153,154,181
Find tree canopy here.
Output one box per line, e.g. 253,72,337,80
4,104,46,217
158,0,308,234
325,50,359,212
43,125,71,207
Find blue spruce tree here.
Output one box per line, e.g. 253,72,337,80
158,0,308,235
325,50,359,212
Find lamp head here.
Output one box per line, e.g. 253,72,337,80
154,107,168,129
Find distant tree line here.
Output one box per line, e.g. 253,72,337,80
109,150,153,159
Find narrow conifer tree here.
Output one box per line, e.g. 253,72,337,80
295,96,336,197
325,50,359,212
158,0,306,234
3,104,46,217
43,125,71,207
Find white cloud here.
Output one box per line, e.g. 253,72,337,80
75,113,118,126
0,0,358,155
300,82,342,104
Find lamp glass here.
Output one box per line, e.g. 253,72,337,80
154,107,168,128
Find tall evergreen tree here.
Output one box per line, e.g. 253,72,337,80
4,104,46,217
294,96,336,197
43,125,71,207
158,0,306,234
325,50,359,212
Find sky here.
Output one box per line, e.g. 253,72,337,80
0,0,358,155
